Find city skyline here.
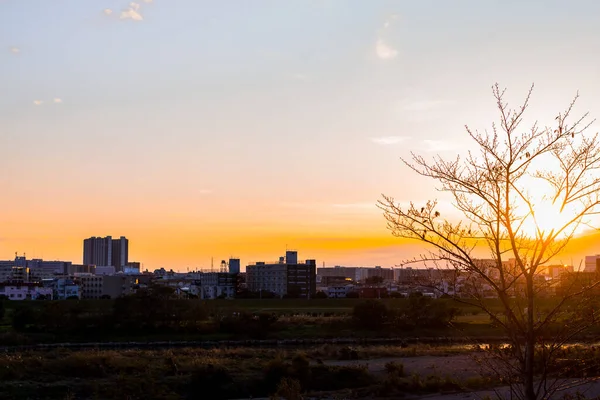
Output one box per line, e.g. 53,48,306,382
4,1,600,270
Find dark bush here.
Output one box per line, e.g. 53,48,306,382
188,364,238,400
220,312,279,339
353,300,389,329
11,306,37,331
263,357,290,391
392,297,456,329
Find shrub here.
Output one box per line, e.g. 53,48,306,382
352,300,388,330
188,364,237,400
263,357,290,391
272,377,302,400
11,306,37,331
384,361,404,377
392,297,456,329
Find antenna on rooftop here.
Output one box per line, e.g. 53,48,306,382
211,257,214,272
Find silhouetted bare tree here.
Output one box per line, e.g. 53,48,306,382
379,84,600,400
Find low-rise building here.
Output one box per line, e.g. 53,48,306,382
80,275,139,299
327,284,354,298
194,272,238,299
51,278,81,299
0,282,53,300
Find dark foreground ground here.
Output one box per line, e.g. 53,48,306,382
2,343,599,399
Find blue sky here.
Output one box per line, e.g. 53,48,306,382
2,0,600,269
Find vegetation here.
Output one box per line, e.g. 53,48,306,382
2,293,600,347
1,344,595,399
0,347,376,399
380,84,600,399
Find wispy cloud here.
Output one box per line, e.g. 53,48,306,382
376,39,398,60
103,8,113,16
33,100,43,106
370,136,409,145
53,98,63,104
402,100,455,112
143,0,153,3
198,189,213,195
375,14,399,60
9,46,20,54
120,2,144,21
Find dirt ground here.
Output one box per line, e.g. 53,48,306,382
324,354,600,399
324,354,481,380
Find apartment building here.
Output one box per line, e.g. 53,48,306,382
246,251,316,298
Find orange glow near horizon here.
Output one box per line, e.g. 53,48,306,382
2,204,598,272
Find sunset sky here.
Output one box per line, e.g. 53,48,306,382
3,0,600,271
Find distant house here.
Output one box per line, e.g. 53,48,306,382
0,282,53,300
326,284,354,298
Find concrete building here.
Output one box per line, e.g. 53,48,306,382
0,256,72,281
0,283,53,300
80,275,137,299
317,266,359,281
327,284,354,298
44,278,81,300
0,266,30,283
584,255,600,273
194,272,238,299
83,236,129,271
27,259,72,275
246,251,316,298
67,264,96,275
317,266,394,282
367,266,394,281
123,262,141,274
80,275,104,299
95,266,116,275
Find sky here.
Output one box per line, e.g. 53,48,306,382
3,0,600,271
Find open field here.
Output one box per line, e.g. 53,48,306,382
0,344,494,399
2,343,598,399
2,296,598,347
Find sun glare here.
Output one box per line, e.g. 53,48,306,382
515,177,585,238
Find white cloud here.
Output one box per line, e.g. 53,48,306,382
33,100,43,106
375,38,397,60
376,14,399,60
9,46,20,54
103,8,113,16
121,3,143,21
370,136,409,145
53,98,63,104
143,0,153,3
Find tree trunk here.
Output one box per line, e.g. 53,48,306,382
524,276,536,400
